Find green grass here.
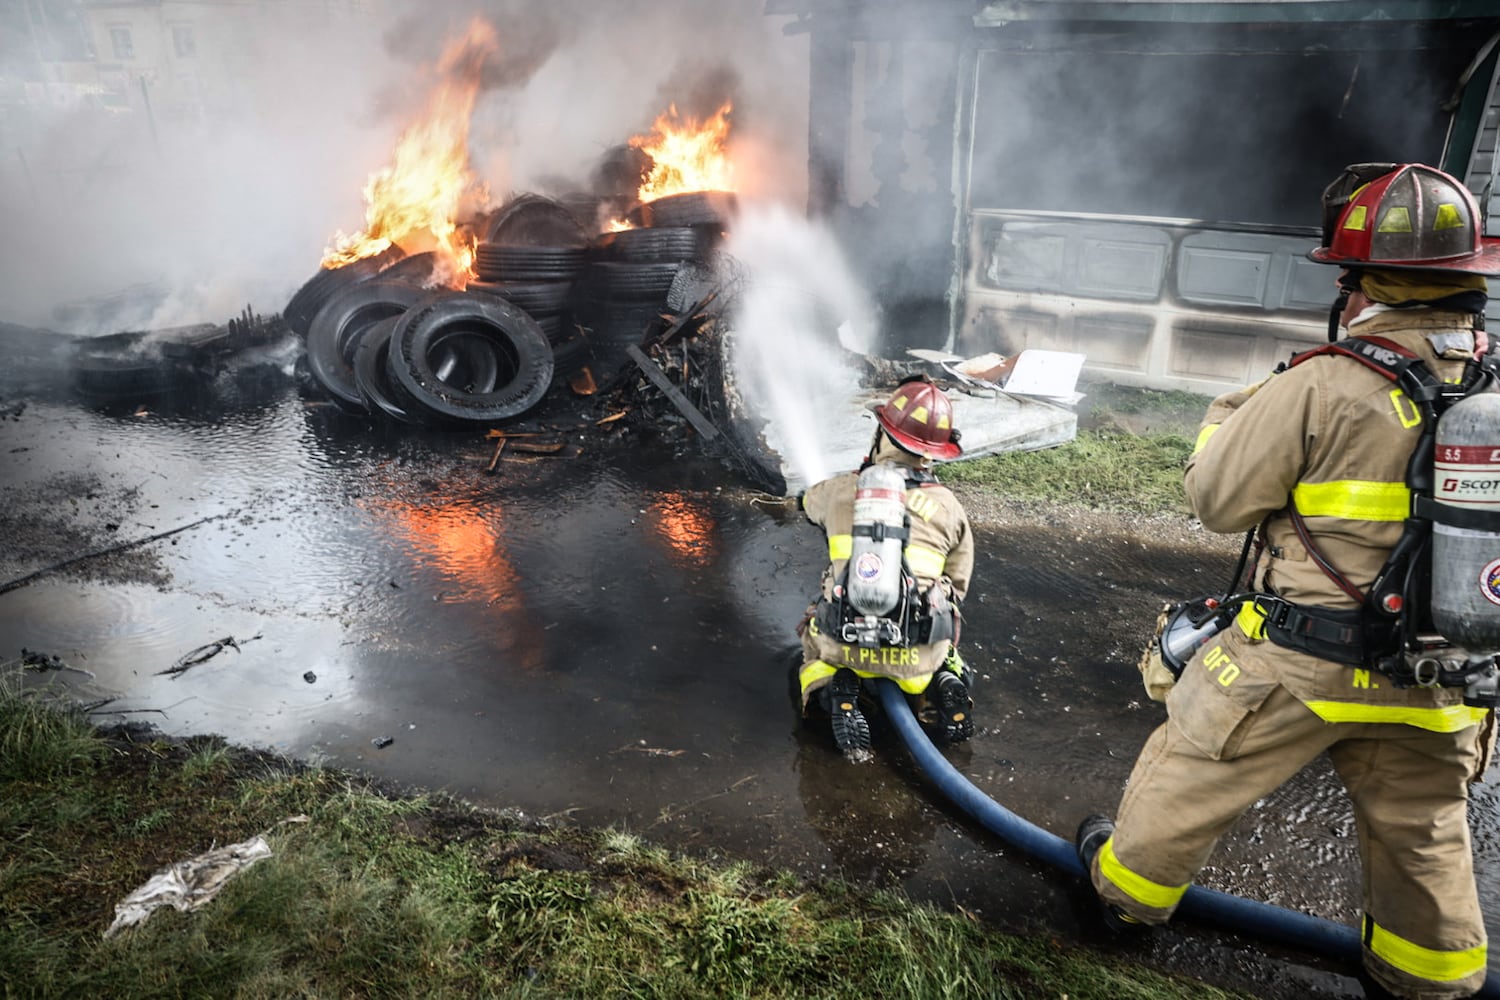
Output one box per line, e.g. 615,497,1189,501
942,428,1196,514
0,680,1250,1000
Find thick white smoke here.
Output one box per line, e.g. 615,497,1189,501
0,0,808,335
723,201,878,490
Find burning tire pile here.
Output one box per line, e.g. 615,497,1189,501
287,190,736,428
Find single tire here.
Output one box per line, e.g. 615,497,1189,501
306,279,425,414
465,279,574,317
581,261,681,302
598,226,704,263
352,316,416,424
283,246,403,338
377,251,442,288
549,329,590,374
628,190,737,229
386,291,554,424
483,193,589,247
473,243,589,283
72,349,182,399
369,316,504,427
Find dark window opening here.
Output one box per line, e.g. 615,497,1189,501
109,25,133,61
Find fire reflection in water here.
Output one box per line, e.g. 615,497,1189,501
361,495,547,672
643,492,718,570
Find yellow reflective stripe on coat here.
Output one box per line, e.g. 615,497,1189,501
1097,837,1188,910
905,544,946,579
1192,424,1220,455
1304,700,1488,733
828,534,852,561
1291,480,1409,521
1365,915,1488,983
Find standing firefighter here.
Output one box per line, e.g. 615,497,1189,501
796,374,976,758
1076,163,1500,1000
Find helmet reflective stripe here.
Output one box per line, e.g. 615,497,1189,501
1377,206,1411,233
1434,203,1465,230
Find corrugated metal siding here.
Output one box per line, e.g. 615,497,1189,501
1461,55,1500,327
1465,58,1500,238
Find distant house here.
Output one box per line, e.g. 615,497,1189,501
1,0,369,122
767,0,1500,393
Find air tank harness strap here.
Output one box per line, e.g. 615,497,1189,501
851,521,909,544
1412,495,1500,531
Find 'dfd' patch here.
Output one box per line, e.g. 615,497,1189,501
854,552,884,581
1482,558,1500,608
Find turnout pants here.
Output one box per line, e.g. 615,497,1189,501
1089,632,1488,999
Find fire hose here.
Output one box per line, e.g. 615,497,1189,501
872,678,1500,998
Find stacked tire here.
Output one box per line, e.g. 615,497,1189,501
466,194,592,378
575,190,736,375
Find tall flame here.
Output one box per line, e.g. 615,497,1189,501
321,18,497,275
631,101,735,203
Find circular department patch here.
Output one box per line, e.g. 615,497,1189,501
854,552,884,581
1482,558,1500,608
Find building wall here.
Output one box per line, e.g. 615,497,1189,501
948,18,1500,392
52,0,369,121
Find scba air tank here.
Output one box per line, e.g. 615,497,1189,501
846,463,908,616
1431,390,1500,651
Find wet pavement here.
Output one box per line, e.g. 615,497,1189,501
3,352,1498,1000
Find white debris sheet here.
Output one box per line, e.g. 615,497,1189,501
104,818,307,938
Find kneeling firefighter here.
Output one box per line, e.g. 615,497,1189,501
1077,163,1500,1000
796,374,976,757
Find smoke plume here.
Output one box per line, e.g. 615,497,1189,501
0,0,808,335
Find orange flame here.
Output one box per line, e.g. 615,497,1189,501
631,101,735,204
321,18,497,277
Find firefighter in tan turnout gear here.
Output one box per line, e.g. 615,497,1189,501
796,374,976,758
1077,163,1500,1000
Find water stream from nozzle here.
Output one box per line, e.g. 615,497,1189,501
723,203,877,493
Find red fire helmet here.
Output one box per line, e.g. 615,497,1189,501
1308,162,1500,275
871,376,962,460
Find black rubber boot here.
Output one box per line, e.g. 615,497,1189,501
1355,969,1407,1000
932,670,974,744
826,668,871,758
1075,814,1149,936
